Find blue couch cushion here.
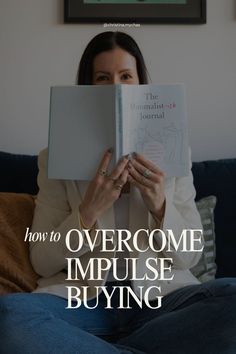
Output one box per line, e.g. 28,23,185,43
0,151,38,195
192,159,236,278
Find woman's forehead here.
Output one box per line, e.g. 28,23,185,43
93,48,137,72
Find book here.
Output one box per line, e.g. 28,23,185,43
48,84,189,180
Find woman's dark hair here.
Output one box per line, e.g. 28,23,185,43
77,31,149,85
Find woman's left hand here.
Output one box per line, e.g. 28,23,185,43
127,153,166,221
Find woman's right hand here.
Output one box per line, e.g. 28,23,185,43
79,149,129,228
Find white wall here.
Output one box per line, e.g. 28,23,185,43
0,0,236,161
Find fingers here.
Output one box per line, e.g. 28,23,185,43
96,150,129,182
129,159,162,184
109,155,129,180
118,168,129,185
96,148,113,178
127,153,165,193
112,168,129,192
133,153,164,177
95,150,129,196
128,174,146,192
128,161,153,188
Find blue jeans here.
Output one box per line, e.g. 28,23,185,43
0,278,236,354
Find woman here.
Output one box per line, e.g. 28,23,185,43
0,31,236,354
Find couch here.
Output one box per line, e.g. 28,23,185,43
0,151,235,294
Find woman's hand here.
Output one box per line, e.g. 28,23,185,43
127,153,166,221
79,149,129,228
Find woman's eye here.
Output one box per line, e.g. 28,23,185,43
121,73,132,80
96,75,109,82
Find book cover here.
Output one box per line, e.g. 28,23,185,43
48,84,189,180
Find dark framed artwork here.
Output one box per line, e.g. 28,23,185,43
64,0,206,24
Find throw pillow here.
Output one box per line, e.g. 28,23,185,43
191,195,217,282
0,192,39,294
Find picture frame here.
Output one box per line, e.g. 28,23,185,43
64,0,206,24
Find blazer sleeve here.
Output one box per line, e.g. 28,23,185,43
30,149,97,278
148,148,204,270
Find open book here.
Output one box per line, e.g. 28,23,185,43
48,84,189,180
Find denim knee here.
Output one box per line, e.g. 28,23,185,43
0,293,56,331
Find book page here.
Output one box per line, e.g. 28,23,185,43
122,84,189,177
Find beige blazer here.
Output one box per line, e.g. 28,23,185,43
30,148,203,301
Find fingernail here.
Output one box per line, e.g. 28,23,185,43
127,153,132,160
124,154,131,160
107,148,113,153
